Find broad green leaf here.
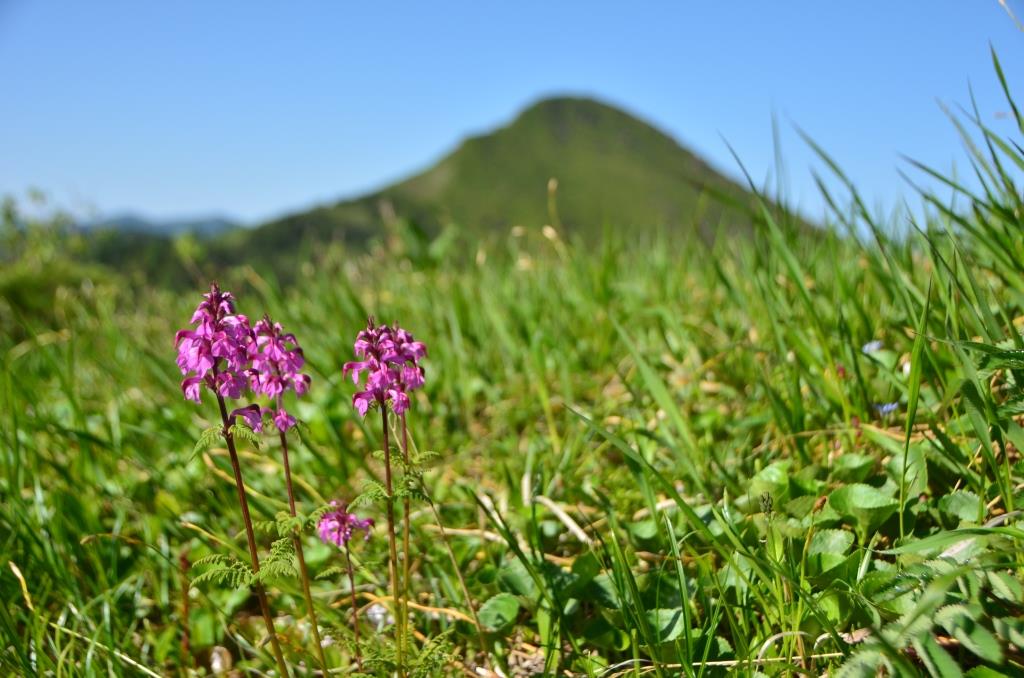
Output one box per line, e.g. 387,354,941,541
569,551,602,587
987,571,1023,602
644,608,687,643
809,527,855,554
628,519,658,540
831,453,875,483
478,593,520,632
965,668,1011,678
936,605,1003,663
808,529,855,576
938,491,984,524
828,483,899,541
993,616,1024,647
581,616,630,651
835,648,886,678
885,526,1024,557
498,558,537,599
750,460,792,500
585,573,620,609
886,446,928,500
960,341,1024,370
912,634,963,678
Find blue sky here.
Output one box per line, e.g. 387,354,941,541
1,2,1022,224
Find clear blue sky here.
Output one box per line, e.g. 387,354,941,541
2,1,1022,224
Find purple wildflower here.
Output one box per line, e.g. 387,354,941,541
317,501,374,547
273,408,296,432
248,315,311,432
343,319,396,384
391,327,427,365
342,319,426,417
861,340,884,355
230,404,264,432
175,283,255,403
874,401,899,416
351,365,410,417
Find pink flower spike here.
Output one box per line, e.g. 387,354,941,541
248,314,312,432
344,319,427,417
175,283,255,404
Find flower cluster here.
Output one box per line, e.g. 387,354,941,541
175,283,255,403
342,318,426,417
248,316,311,432
317,501,374,547
176,286,312,433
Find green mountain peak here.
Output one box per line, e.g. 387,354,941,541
237,96,758,260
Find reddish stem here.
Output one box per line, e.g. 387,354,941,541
400,414,412,648
345,543,364,672
179,548,192,671
216,393,290,677
279,428,329,675
381,406,405,676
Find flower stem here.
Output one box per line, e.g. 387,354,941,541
344,543,363,672
216,394,290,678
399,415,412,657
381,407,405,676
279,429,329,675
179,548,192,672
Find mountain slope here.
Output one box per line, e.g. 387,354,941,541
227,97,763,261
385,97,751,234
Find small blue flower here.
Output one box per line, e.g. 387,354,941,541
861,340,884,355
874,402,899,416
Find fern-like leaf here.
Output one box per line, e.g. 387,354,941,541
395,484,429,503
255,536,297,583
273,511,306,537
228,423,261,449
252,519,278,535
191,553,231,568
413,449,440,464
191,556,256,589
352,480,389,507
315,565,347,581
409,629,455,678
192,426,224,460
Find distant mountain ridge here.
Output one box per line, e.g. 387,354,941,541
84,213,238,238
219,96,765,263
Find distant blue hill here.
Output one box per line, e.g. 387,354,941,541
82,213,239,238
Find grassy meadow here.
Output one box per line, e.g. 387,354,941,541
3,61,1024,677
